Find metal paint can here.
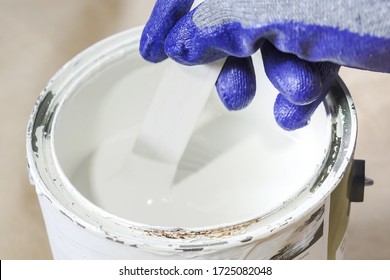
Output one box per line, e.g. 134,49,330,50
26,27,369,259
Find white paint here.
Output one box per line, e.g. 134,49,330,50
84,59,224,228
69,49,330,227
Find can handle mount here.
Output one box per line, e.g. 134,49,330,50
350,159,374,203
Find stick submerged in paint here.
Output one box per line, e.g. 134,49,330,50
127,59,224,192
133,59,225,164
90,58,224,213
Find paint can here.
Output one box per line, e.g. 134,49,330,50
26,27,370,259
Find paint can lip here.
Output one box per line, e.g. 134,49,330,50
26,27,357,249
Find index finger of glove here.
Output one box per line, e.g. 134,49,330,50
140,0,195,63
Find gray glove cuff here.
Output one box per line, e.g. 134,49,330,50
194,0,390,38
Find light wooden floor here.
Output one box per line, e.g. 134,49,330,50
1,0,389,259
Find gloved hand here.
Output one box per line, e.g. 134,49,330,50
140,0,390,130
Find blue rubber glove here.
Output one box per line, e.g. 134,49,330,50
140,0,390,130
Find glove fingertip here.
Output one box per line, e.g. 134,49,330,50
216,57,256,110
164,10,202,65
140,30,168,63
140,0,195,63
274,94,314,131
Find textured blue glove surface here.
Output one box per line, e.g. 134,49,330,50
140,0,390,130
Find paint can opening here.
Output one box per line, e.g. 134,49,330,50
52,38,330,229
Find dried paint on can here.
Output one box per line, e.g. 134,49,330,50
27,27,360,259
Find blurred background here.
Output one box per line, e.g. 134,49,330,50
0,0,389,259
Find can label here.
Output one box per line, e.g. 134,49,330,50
245,198,330,260
292,198,330,260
